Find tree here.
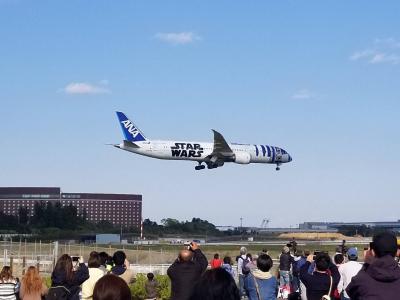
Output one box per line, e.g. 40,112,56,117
18,206,29,225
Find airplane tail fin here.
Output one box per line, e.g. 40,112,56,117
116,111,147,142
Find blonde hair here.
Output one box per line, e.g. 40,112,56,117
21,266,43,295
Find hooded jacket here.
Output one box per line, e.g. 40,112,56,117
346,255,400,300
221,263,235,278
244,270,278,300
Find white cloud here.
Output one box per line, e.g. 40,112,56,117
292,89,315,100
63,82,111,95
155,32,201,45
350,38,400,65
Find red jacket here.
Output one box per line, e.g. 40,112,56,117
210,258,223,269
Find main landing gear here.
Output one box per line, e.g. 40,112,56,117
276,163,281,171
195,163,206,171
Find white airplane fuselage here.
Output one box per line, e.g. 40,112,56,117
118,140,292,165
114,111,292,170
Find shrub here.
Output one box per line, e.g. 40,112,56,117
130,273,171,300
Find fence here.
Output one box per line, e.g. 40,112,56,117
1,240,289,277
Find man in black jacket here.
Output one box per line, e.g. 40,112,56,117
299,252,340,300
346,231,400,300
167,242,208,300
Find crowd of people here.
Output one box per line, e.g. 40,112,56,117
0,250,136,300
0,231,400,300
160,232,400,300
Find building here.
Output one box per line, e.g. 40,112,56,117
0,187,142,228
299,221,400,232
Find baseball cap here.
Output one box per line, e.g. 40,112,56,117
347,247,358,258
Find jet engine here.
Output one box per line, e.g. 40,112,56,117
234,152,251,164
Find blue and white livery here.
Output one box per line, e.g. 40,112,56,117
114,112,292,170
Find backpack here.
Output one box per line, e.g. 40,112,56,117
46,286,71,300
241,257,251,275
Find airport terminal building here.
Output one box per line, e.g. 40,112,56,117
0,187,142,228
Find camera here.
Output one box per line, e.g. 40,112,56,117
71,256,79,262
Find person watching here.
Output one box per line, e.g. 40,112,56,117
210,253,223,269
110,251,134,285
346,231,400,300
244,254,278,300
0,266,18,300
337,247,362,300
279,246,294,298
82,251,105,300
221,256,235,278
93,274,132,300
167,242,208,300
19,266,48,300
189,268,240,300
299,252,340,300
237,246,248,298
145,273,159,300
48,254,89,300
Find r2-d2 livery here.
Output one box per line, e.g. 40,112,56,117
114,112,292,171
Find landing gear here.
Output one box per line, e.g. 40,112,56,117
276,163,281,171
195,163,206,171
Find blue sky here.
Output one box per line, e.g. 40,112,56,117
1,1,399,228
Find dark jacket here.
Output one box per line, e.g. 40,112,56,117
167,249,208,300
51,263,89,300
346,255,400,300
300,261,340,300
145,279,159,299
279,253,293,271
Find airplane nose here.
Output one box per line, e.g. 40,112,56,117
288,155,292,162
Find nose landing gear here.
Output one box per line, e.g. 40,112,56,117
195,163,206,171
276,163,281,171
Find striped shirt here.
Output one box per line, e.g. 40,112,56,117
0,279,17,300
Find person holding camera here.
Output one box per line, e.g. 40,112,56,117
299,252,340,300
47,254,89,300
167,242,208,300
346,232,400,300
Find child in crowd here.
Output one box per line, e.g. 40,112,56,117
145,273,159,300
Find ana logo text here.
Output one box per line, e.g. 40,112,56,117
121,120,141,138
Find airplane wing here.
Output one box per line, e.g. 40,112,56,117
204,130,235,167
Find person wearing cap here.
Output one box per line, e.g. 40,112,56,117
346,231,400,300
337,247,362,300
237,247,248,298
279,246,294,299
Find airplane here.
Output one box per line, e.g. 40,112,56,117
114,111,292,171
